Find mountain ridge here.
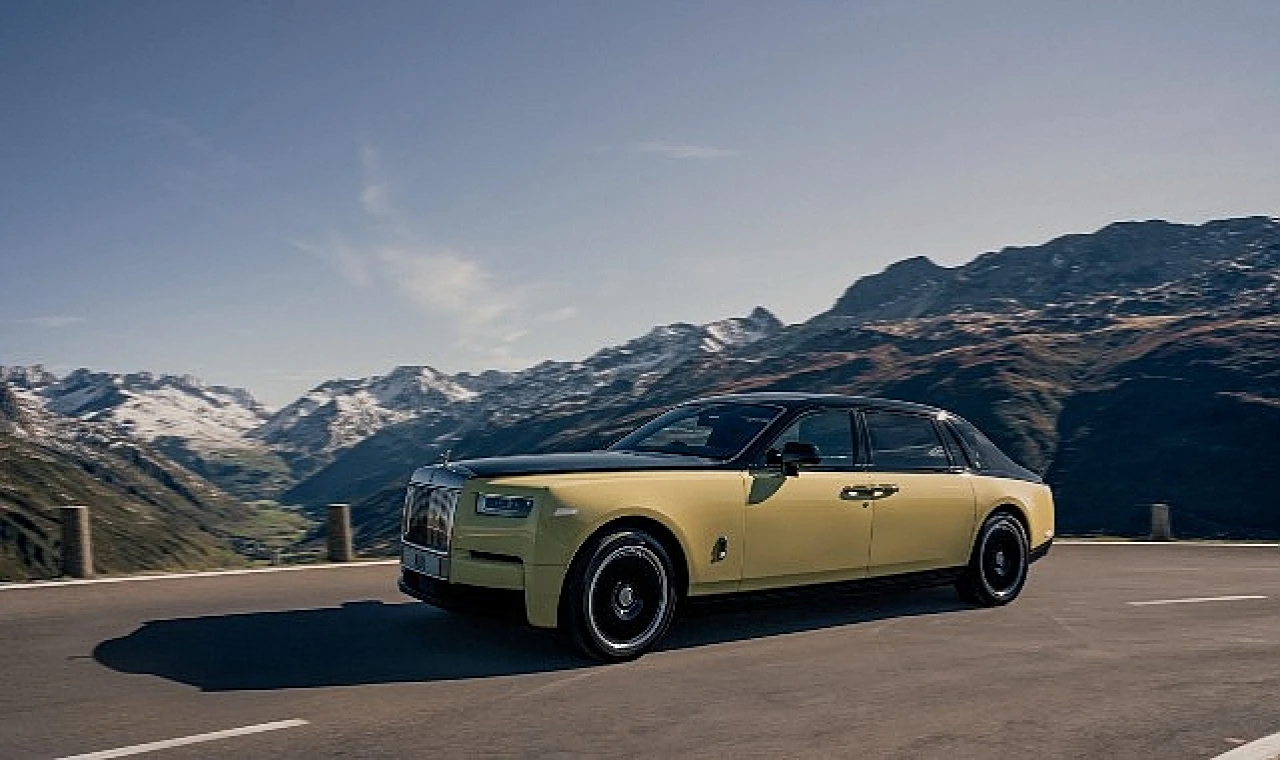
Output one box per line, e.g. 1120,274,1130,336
4,216,1277,565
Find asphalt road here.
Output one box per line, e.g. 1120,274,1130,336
2,543,1279,759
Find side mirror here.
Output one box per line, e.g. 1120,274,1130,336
780,441,821,476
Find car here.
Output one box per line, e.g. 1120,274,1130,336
398,392,1055,661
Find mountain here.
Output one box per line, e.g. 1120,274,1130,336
0,381,257,580
0,368,292,500
287,216,1279,549
823,217,1279,324
266,307,783,494
251,365,480,478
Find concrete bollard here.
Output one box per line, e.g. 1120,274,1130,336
1150,503,1173,541
60,506,94,578
327,503,354,562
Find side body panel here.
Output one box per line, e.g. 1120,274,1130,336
740,470,872,590
863,472,976,576
430,461,1054,630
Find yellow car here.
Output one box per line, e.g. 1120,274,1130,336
398,393,1055,661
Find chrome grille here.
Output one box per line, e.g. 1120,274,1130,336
403,483,460,552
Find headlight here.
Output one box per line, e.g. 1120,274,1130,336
476,493,534,518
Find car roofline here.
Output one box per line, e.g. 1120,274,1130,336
680,392,946,417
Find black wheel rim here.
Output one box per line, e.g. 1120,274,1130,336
980,521,1025,597
586,545,669,653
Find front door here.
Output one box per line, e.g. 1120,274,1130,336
857,409,977,576
742,410,873,590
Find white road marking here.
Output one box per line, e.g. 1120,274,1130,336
1212,729,1280,759
56,719,309,759
1056,540,1280,547
1128,595,1268,607
0,560,399,592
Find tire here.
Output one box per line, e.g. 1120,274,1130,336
562,530,678,662
956,512,1029,607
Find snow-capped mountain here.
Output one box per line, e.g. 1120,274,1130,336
257,307,783,474
0,367,291,499
31,369,271,450
253,365,480,457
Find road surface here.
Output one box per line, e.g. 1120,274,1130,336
2,543,1278,759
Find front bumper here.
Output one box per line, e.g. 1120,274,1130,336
399,568,526,620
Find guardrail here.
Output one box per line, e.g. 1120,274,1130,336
53,502,358,579
45,500,1180,579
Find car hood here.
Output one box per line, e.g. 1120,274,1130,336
416,450,725,480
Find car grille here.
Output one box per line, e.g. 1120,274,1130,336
402,483,460,552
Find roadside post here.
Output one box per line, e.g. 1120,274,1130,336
1150,503,1173,541
60,505,94,578
327,503,354,562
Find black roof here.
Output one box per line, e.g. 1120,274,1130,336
687,392,947,416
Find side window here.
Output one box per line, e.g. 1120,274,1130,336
864,411,950,471
766,410,856,470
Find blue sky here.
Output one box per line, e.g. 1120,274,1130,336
3,1,1278,406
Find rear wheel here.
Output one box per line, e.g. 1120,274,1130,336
956,512,1029,606
562,530,677,662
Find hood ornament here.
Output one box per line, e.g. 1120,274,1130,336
439,448,452,466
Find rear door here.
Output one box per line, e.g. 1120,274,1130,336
856,409,977,576
741,409,873,590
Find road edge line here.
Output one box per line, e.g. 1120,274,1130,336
0,560,399,591
1055,540,1280,547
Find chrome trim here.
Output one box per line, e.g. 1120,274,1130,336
402,466,466,556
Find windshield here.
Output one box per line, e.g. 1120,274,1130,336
609,402,783,460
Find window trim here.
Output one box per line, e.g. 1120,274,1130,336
751,408,860,472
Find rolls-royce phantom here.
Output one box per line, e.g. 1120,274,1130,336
398,393,1054,661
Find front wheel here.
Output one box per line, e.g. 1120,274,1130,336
956,512,1029,606
562,530,677,662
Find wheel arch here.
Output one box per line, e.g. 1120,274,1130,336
558,513,691,617
976,503,1031,553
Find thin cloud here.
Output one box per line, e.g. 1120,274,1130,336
634,140,739,159
539,306,578,323
288,237,372,286
358,143,395,219
292,144,573,367
379,248,510,326
10,316,86,328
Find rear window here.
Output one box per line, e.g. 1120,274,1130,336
948,417,1025,475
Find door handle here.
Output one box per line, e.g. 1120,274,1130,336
840,485,900,501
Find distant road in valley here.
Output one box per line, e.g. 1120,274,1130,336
2,545,1278,759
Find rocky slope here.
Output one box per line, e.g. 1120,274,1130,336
0,382,258,580
0,368,292,500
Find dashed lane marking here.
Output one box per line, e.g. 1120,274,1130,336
55,719,310,759
1127,595,1268,607
1212,729,1280,759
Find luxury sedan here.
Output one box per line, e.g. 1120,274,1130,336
399,392,1055,661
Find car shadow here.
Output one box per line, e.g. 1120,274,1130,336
93,587,968,692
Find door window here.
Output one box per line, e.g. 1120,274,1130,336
864,411,951,471
765,410,856,470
